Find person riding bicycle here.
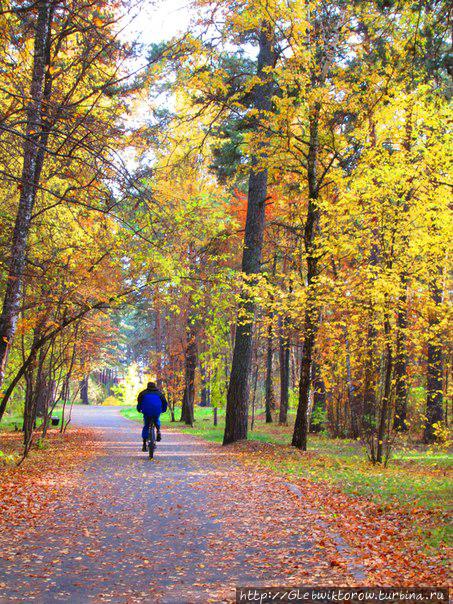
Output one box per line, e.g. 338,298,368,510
137,381,168,452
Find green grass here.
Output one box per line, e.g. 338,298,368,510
0,408,64,432
261,452,452,510
121,405,228,441
0,411,24,432
421,524,453,549
395,450,453,467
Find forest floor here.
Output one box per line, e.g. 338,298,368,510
0,405,450,603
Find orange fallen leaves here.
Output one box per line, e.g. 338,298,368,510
235,442,451,586
0,428,101,539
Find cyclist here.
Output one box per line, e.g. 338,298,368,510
136,381,168,451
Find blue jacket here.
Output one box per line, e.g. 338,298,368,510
137,386,168,417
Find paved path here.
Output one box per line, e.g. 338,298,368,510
0,407,357,603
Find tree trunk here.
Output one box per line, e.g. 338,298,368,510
223,22,275,445
376,318,393,464
393,109,412,432
60,331,78,432
23,369,39,456
361,238,380,434
41,379,56,441
357,230,380,434
393,276,409,430
424,273,444,443
200,364,211,407
264,321,274,423
360,115,381,435
291,347,298,391
331,259,359,438
35,347,49,417
292,103,321,451
22,335,51,456
155,309,164,389
180,313,198,426
445,355,451,427
279,317,290,425
250,349,259,432
0,0,53,388
343,323,360,438
80,375,89,405
180,384,194,425
60,374,71,433
292,325,316,449
310,362,326,433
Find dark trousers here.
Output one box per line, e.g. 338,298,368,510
142,414,161,440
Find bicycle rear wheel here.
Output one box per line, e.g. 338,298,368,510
148,425,156,458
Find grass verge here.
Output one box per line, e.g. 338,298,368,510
0,408,65,433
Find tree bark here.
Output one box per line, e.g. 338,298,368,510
292,326,316,449
155,308,164,389
361,235,380,434
279,317,290,425
393,110,412,431
310,362,326,432
250,347,259,432
80,375,89,405
23,367,39,455
22,332,52,455
223,22,275,444
35,349,50,418
424,272,444,443
170,402,176,423
200,363,211,407
343,323,360,438
393,277,409,430
331,260,359,437
0,0,53,388
264,321,274,423
376,317,393,463
180,311,198,426
292,103,321,450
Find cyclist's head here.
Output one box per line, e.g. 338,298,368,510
147,381,156,389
